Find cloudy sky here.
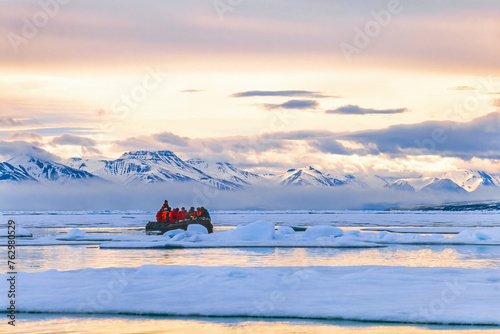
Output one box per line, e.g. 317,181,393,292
1,0,499,175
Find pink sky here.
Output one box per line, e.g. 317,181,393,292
1,0,499,174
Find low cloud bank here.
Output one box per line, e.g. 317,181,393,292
1,183,498,211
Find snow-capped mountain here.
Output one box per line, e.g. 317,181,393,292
383,170,499,193
67,151,244,190
277,166,362,187
186,158,262,186
420,178,468,194
2,151,499,195
385,177,437,192
385,180,416,192
442,170,500,191
0,161,38,182
3,155,103,184
65,157,108,173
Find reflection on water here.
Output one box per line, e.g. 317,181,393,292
5,314,500,334
8,243,500,273
3,223,500,333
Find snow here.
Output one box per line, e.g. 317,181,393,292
99,222,384,249
95,222,500,249
63,150,244,189
3,210,500,229
1,265,499,325
0,212,151,229
3,219,500,248
164,228,187,237
304,225,343,238
216,221,276,241
65,228,86,239
186,158,262,186
443,169,500,192
8,150,499,195
0,225,32,237
276,166,363,187
361,227,472,234
346,228,500,245
452,228,500,242
53,228,112,242
389,177,437,191
4,154,102,184
64,157,107,173
277,226,295,234
186,224,208,234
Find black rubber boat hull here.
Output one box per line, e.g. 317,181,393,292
145,218,214,234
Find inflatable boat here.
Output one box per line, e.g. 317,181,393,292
145,217,214,234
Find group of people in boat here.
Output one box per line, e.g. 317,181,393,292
155,200,210,224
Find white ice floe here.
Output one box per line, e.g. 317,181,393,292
4,210,500,229
359,228,500,245
452,228,500,243
56,228,113,242
65,228,86,239
100,222,500,249
1,265,499,325
0,236,102,246
186,224,208,234
100,221,383,249
304,225,343,239
0,226,32,237
361,227,471,234
5,222,500,248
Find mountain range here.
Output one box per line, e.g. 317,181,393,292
1,150,499,194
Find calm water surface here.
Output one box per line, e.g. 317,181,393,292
10,243,500,272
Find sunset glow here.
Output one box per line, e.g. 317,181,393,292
1,0,499,174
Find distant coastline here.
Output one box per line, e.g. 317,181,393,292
386,200,500,211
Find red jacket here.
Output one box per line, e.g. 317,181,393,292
162,211,170,223
169,211,178,223
178,210,187,221
156,210,163,223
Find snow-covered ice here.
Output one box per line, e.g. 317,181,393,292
100,223,500,249
0,225,32,237
100,222,385,249
1,265,499,325
65,228,86,239
361,227,472,234
3,210,500,229
55,228,113,242
4,222,500,248
358,228,500,245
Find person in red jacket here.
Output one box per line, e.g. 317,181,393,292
161,200,169,210
196,207,202,218
169,208,179,223
162,208,170,224
178,207,187,221
188,207,196,219
156,208,164,223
